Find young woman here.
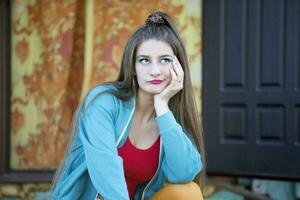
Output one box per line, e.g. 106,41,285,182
52,11,205,200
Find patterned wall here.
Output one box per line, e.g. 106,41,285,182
10,0,86,170
10,0,202,170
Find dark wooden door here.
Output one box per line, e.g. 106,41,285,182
203,0,300,179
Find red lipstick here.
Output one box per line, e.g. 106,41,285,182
149,79,163,84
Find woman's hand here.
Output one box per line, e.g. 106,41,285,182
154,56,184,116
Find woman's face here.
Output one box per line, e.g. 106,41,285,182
135,39,174,95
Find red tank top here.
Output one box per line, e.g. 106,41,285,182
117,136,160,199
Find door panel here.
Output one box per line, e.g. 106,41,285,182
203,0,300,179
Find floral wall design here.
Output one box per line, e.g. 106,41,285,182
10,0,202,170
11,0,86,169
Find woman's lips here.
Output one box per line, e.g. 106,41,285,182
149,79,163,84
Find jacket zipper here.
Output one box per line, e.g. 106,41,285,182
95,99,136,200
141,139,163,200
116,99,136,147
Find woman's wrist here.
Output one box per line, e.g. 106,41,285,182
154,97,170,117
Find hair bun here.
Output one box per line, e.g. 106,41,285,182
146,12,166,25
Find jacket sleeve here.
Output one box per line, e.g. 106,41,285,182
78,92,130,200
155,111,203,183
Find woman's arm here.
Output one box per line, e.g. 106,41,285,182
155,111,202,183
79,92,130,200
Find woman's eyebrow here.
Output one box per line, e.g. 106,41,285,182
136,55,150,58
136,54,173,58
159,54,173,58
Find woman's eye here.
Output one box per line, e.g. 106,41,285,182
138,58,150,64
161,58,172,64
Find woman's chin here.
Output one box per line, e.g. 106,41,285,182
140,87,166,95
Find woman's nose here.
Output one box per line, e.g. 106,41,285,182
150,64,161,76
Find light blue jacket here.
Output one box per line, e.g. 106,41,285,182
52,84,202,200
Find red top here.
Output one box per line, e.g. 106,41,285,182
118,136,161,199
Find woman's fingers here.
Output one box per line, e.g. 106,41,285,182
174,56,184,75
170,65,183,90
172,56,184,82
170,66,178,83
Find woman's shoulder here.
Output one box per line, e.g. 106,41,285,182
83,83,118,112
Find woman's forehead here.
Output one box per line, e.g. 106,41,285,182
136,39,174,56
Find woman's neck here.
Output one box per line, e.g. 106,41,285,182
135,89,156,122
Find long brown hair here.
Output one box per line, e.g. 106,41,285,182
52,11,206,190
106,11,206,187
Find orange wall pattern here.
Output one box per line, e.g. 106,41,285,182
10,0,202,170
